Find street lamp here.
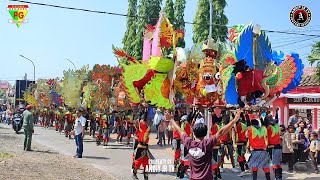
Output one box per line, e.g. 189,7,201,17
66,58,76,70
19,54,36,83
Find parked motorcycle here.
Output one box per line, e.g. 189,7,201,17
12,113,23,134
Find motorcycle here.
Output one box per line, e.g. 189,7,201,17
12,113,23,134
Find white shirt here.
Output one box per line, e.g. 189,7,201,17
74,116,86,135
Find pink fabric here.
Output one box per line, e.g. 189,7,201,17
151,13,163,58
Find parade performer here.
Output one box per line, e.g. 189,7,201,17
173,113,181,170
126,110,135,146
177,115,192,179
132,107,153,180
64,110,72,139
220,112,239,173
235,112,250,176
264,109,282,180
247,114,271,180
131,109,142,172
102,114,112,147
95,114,103,146
116,115,124,143
211,112,223,180
234,113,250,177
89,113,96,137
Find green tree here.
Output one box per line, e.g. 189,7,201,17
174,0,186,48
308,41,320,81
146,0,162,25
192,0,228,44
133,0,148,60
164,0,175,24
122,0,138,56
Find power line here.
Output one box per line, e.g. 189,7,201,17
10,0,320,38
272,37,320,48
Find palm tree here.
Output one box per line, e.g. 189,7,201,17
308,42,320,81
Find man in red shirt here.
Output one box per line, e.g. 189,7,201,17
247,114,271,180
235,113,250,176
264,109,282,180
210,112,222,180
220,112,239,173
171,109,241,180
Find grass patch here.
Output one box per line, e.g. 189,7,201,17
0,152,15,158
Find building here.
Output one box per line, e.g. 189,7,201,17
272,67,320,130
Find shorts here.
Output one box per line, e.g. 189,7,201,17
221,143,234,156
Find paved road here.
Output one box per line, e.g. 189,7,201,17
11,125,319,180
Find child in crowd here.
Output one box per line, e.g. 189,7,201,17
170,109,241,180
306,132,320,174
281,125,294,173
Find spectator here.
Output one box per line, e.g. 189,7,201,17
22,105,34,151
157,120,166,146
288,110,299,127
281,125,294,173
167,119,173,145
153,109,164,139
73,110,86,158
293,126,307,162
307,132,319,174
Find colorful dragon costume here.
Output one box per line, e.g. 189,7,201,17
220,23,304,107
113,13,184,109
89,64,121,111
61,65,89,109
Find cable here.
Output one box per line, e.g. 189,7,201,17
272,37,319,48
10,0,320,37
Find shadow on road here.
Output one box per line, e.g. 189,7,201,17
83,156,110,160
33,150,59,154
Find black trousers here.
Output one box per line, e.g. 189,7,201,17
282,153,294,171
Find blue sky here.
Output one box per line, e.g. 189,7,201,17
0,0,319,83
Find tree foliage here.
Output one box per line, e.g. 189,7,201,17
164,0,175,24
174,0,186,48
192,0,228,44
122,0,138,56
308,41,320,81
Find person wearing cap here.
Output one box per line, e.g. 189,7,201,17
153,108,164,139
73,110,86,158
247,113,271,180
22,105,34,151
264,109,283,180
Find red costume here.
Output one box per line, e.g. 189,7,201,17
237,70,265,96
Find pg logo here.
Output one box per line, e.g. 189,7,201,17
7,5,29,28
